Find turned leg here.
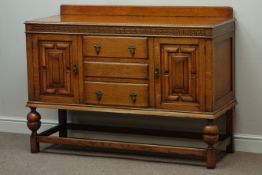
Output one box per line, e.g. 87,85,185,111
27,107,41,153
203,120,219,169
226,108,235,153
58,109,67,137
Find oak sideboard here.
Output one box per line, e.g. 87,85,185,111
25,5,236,169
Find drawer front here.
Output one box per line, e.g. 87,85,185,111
84,82,149,107
84,62,148,79
83,36,148,58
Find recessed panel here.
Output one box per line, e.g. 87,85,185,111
159,44,200,110
39,41,73,96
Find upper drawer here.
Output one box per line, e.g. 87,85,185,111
83,36,148,58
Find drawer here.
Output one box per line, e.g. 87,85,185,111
84,82,149,107
84,62,148,79
83,36,148,58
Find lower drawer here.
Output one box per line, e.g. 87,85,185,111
84,82,149,107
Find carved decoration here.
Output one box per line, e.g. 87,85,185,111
161,45,199,105
27,24,212,37
39,41,73,97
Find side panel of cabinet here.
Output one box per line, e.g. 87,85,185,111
31,35,80,103
213,32,235,110
154,38,206,111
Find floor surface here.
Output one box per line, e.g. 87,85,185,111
1,132,262,175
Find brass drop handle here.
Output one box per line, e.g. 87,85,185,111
128,46,136,56
154,68,160,79
94,44,101,55
73,64,78,74
96,91,103,101
130,92,137,103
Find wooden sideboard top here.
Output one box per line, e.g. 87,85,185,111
25,5,235,38
25,5,234,28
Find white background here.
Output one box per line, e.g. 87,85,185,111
0,0,262,151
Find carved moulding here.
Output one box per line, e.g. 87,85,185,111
26,24,213,38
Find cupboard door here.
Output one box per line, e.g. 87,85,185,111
32,35,79,103
154,38,205,111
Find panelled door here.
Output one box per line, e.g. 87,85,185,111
32,35,79,103
154,38,206,111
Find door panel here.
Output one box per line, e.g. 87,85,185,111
40,42,72,96
162,45,197,103
33,35,79,103
154,38,205,111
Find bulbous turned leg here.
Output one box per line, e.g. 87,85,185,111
203,121,219,169
27,107,41,153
